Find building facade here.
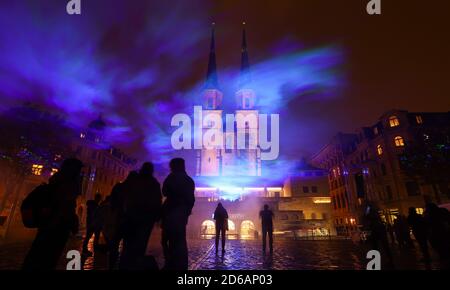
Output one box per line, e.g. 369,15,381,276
310,133,359,236
311,109,450,235
0,112,136,239
188,26,334,239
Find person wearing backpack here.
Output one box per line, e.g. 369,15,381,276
22,158,83,270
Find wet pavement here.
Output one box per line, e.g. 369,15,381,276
0,234,443,270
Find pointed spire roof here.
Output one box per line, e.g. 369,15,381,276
205,23,219,89
239,22,251,88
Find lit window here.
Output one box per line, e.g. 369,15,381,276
416,115,423,124
80,133,85,139
31,164,44,176
51,168,58,176
416,208,424,215
394,136,405,147
377,144,383,155
389,116,400,127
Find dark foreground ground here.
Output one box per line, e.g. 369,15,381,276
0,226,444,270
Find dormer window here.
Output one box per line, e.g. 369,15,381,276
416,115,423,124
389,116,400,127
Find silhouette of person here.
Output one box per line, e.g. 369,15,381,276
105,171,138,270
161,158,195,270
424,203,450,268
407,207,430,262
82,193,102,255
386,223,396,245
363,203,393,267
22,158,83,270
120,163,162,270
260,204,274,254
213,203,228,255
393,215,406,248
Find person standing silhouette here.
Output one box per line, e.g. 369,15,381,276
407,207,430,262
82,193,102,256
106,171,138,270
120,162,161,270
213,203,228,255
22,158,83,270
161,158,195,270
260,204,274,254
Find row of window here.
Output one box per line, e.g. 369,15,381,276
332,136,406,170
89,150,126,176
300,171,324,177
278,212,328,221
321,115,422,170
31,164,58,176
376,136,405,156
332,192,348,210
388,115,423,128
367,181,421,202
294,185,319,194
335,217,357,226
330,178,345,190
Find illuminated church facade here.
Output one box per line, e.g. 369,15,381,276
187,25,335,239
195,24,261,178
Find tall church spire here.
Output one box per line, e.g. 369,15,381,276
205,23,219,89
239,22,251,88
236,22,256,110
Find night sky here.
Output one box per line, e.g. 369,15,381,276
0,0,449,176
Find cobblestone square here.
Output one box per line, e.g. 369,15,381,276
0,232,443,270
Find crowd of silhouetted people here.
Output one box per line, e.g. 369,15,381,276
19,157,449,270
20,156,277,270
363,202,450,269
21,157,195,270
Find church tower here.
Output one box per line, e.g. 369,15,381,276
196,23,261,177
234,23,261,176
196,24,223,176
